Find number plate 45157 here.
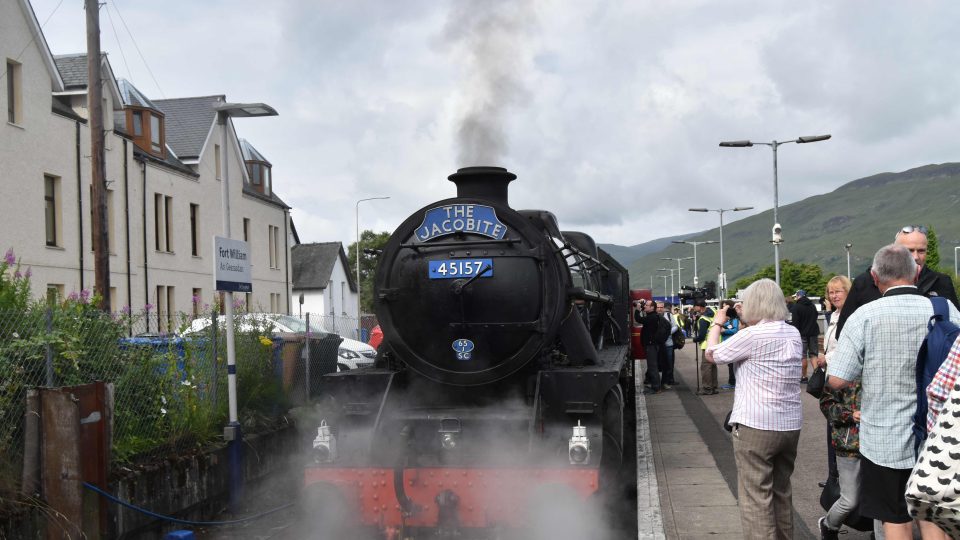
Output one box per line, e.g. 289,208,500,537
428,259,494,280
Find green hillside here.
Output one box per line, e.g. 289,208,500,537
623,162,960,294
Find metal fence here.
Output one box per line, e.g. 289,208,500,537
0,307,376,497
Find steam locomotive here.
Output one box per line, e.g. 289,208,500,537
301,167,636,539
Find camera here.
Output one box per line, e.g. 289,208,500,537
726,306,738,319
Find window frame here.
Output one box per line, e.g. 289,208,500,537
7,59,22,124
44,174,60,247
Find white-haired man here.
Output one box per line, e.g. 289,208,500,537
828,244,960,540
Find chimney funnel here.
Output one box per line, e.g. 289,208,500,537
448,166,516,207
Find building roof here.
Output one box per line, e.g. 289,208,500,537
117,78,161,110
133,145,198,178
242,184,291,210
153,95,224,160
292,243,357,292
53,53,89,89
52,52,123,106
240,138,271,165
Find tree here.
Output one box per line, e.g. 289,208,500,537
926,224,942,271
346,230,391,314
733,259,833,299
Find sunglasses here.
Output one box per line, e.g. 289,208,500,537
899,225,928,235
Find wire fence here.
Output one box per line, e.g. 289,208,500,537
0,305,378,498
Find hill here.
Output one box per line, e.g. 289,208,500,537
598,233,700,267
623,162,960,293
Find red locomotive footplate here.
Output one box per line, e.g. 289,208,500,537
304,467,599,528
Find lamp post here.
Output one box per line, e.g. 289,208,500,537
661,256,693,295
671,240,717,288
688,207,753,300
214,102,278,512
355,197,390,338
720,134,831,286
657,274,669,300
844,243,853,277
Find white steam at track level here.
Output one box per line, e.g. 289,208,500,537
445,0,535,167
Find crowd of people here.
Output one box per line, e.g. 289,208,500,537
636,225,960,539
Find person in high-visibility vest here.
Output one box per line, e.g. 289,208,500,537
692,298,718,395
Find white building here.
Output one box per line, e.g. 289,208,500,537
291,242,358,331
1,0,293,331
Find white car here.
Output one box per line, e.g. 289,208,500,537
184,314,376,371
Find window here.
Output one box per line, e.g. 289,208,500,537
150,114,162,152
44,175,61,247
132,111,143,136
109,287,117,313
46,284,63,305
244,292,252,312
249,163,262,185
156,285,174,333
192,288,202,318
190,203,199,256
264,167,272,195
154,194,173,252
214,144,221,180
268,225,280,269
243,218,251,242
328,281,334,315
7,60,22,124
270,293,280,313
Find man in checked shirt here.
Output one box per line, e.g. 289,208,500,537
828,244,960,540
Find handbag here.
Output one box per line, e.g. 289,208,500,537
818,475,873,531
905,381,960,535
806,366,826,398
671,329,685,350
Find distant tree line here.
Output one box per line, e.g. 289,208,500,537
732,224,958,300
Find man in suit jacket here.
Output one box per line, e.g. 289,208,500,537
836,225,958,338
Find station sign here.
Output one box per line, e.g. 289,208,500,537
214,236,252,292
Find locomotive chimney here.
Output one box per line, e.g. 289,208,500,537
448,166,516,207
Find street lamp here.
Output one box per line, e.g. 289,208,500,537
844,243,853,277
671,240,718,289
720,134,831,286
656,274,669,300
356,197,390,338
688,207,753,300
661,256,693,294
214,101,278,512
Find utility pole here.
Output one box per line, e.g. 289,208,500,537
86,0,110,311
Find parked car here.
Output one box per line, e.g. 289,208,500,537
184,314,376,370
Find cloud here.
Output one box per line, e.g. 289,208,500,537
27,0,960,247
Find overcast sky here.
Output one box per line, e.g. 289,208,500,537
29,0,960,247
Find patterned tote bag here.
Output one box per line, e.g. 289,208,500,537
905,380,960,535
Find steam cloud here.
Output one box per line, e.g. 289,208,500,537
445,0,535,166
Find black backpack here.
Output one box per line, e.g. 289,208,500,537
672,328,686,350
656,315,672,344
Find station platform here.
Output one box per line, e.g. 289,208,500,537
635,346,873,540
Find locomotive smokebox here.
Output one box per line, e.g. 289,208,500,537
448,166,516,207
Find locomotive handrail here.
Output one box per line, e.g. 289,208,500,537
400,239,521,250
555,242,610,272
568,286,612,304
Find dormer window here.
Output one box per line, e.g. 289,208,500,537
132,111,143,136
246,161,272,196
125,106,165,159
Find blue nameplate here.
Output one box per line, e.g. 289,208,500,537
415,204,507,242
428,259,493,279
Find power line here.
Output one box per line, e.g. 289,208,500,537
110,0,166,99
104,3,132,80
0,0,65,83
